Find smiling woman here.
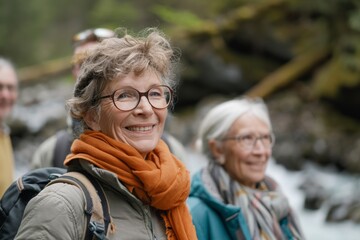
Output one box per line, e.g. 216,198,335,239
187,97,305,240
15,28,197,240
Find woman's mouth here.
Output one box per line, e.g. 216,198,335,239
126,125,154,132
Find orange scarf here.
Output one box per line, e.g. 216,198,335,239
64,130,197,240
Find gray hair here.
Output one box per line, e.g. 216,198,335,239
66,28,180,137
0,57,18,88
197,97,272,159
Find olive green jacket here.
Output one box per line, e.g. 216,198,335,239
15,160,167,240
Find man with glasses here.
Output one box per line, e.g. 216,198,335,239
0,57,18,196
31,28,116,169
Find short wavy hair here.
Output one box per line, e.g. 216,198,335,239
66,27,180,137
197,97,273,160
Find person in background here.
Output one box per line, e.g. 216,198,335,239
31,28,116,169
0,57,18,197
31,27,187,169
188,97,304,240
16,27,197,239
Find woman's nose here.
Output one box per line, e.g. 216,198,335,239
134,96,153,113
251,139,268,153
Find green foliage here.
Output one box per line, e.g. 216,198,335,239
152,5,204,29
312,34,360,98
0,0,97,67
349,9,360,31
0,0,53,66
287,0,355,15
89,0,140,30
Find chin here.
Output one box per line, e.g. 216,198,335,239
246,172,264,181
132,140,158,154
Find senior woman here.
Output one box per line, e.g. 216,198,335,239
188,98,304,240
15,28,197,240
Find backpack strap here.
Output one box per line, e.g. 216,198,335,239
47,171,110,240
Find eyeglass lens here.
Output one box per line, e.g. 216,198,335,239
241,134,274,149
112,85,172,111
223,133,274,149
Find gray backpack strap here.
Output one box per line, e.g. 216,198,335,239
52,130,73,168
47,171,111,240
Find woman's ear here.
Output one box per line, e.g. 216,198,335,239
208,139,226,165
83,108,101,131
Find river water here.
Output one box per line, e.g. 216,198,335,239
11,78,360,240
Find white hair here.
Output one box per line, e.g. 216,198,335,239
0,57,15,71
197,97,272,159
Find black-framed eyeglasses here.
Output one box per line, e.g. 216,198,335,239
98,85,173,111
222,133,275,150
72,28,115,47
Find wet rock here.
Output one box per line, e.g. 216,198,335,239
325,199,360,223
298,178,327,210
266,88,360,173
326,201,352,222
272,141,305,170
349,202,360,223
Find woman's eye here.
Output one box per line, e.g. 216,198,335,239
116,90,137,100
262,134,270,140
117,93,128,100
241,134,255,141
149,90,162,97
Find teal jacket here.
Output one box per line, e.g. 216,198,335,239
188,169,299,240
187,170,252,240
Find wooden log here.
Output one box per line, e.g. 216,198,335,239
245,45,330,98
183,0,285,39
18,56,72,84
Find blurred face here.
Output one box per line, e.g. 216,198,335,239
72,41,99,80
215,113,272,188
0,66,18,122
86,69,168,158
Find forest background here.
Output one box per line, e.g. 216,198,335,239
1,0,360,238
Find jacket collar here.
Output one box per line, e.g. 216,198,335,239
190,168,240,219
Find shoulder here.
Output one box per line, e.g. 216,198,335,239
36,134,58,151
187,195,215,225
16,183,85,240
31,134,57,169
187,196,230,240
187,196,217,220
39,181,85,205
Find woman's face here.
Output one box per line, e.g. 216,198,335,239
217,113,272,188
88,69,168,158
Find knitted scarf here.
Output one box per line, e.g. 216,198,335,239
209,163,303,240
64,130,197,240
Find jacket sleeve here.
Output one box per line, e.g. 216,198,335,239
15,183,86,240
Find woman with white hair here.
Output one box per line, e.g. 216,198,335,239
188,97,304,240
